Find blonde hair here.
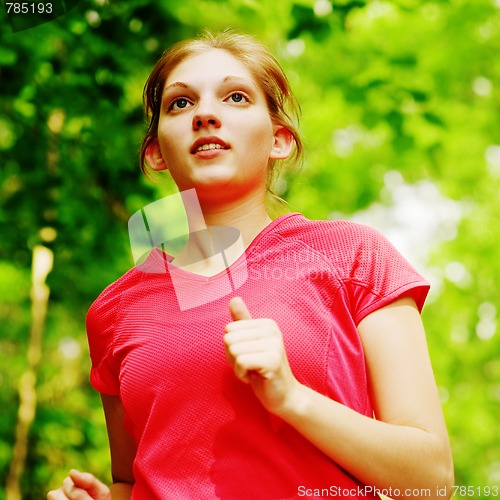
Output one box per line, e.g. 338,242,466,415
140,30,303,214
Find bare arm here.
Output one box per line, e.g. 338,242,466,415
225,297,454,498
101,394,136,497
280,298,453,496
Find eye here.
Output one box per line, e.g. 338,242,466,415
227,92,249,104
169,97,191,111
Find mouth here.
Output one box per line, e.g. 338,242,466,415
190,136,230,154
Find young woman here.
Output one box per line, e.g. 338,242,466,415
48,31,454,499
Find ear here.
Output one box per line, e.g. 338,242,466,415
269,126,294,160
145,139,168,171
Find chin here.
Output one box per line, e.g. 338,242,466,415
195,177,239,194
194,177,258,204
191,167,240,188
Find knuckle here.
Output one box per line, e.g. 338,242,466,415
265,318,278,329
80,471,93,482
228,344,241,357
263,319,280,336
235,355,249,371
71,490,87,500
62,478,73,495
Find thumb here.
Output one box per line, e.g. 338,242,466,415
69,470,109,498
229,296,252,321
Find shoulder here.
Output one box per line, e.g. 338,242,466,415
272,213,430,322
85,266,148,395
276,214,392,263
86,265,143,330
277,213,383,239
275,214,429,309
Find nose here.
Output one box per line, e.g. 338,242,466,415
192,102,221,131
192,114,221,131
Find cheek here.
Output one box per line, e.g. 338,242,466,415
245,112,275,149
157,121,183,157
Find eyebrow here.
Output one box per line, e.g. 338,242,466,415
163,81,189,93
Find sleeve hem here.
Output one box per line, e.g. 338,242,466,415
354,281,430,326
90,370,120,396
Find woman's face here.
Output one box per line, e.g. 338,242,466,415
150,49,287,205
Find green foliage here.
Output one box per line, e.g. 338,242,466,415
1,0,499,496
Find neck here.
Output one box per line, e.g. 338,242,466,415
170,193,273,275
199,197,272,248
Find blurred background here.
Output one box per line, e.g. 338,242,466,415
1,0,499,497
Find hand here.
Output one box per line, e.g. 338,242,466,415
224,297,301,415
47,470,111,500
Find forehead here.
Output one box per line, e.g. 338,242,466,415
165,48,258,89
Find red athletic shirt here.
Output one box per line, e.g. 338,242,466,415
87,213,430,499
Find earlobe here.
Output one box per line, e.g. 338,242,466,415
270,127,294,160
145,139,168,171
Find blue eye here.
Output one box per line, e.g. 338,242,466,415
229,93,248,103
170,98,190,110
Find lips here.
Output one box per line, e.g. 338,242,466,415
190,136,230,154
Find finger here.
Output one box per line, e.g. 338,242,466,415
225,338,265,369
69,470,109,498
61,477,76,497
226,337,279,358
234,352,281,381
47,488,68,500
224,328,273,368
229,296,252,321
61,475,93,500
225,317,280,337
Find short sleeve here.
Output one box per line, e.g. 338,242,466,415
86,285,121,396
344,224,430,325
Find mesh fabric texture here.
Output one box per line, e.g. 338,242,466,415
87,213,429,499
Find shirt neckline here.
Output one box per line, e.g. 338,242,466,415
142,212,302,282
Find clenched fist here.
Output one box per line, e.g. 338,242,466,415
224,297,301,416
47,470,111,500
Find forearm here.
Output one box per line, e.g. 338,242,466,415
109,482,133,499
279,383,453,498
